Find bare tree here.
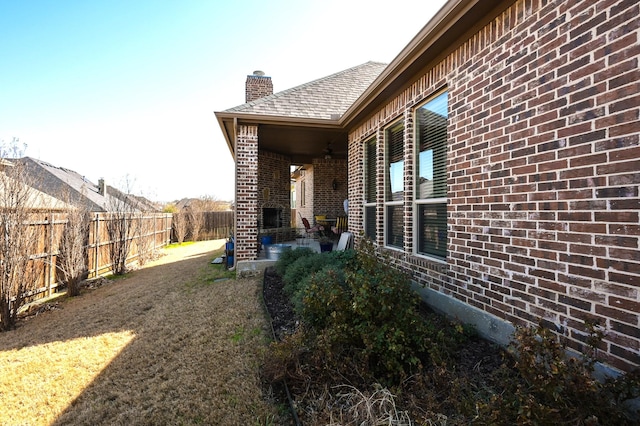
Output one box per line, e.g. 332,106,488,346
57,203,90,297
187,201,205,242
172,210,187,244
136,211,156,265
0,139,44,330
198,194,231,212
187,196,231,242
105,177,139,275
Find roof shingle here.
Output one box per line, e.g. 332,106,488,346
225,61,387,120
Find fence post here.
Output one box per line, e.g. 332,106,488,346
153,214,156,252
47,214,54,297
166,213,170,245
94,213,100,278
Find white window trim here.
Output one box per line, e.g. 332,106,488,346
362,136,377,240
384,120,404,250
413,198,448,263
412,89,448,262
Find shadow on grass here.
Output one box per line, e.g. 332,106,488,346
0,241,279,425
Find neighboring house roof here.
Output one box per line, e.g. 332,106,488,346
224,61,388,120
18,157,158,212
0,175,71,211
175,198,194,210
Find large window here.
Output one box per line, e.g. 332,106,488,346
363,138,376,239
415,90,448,259
385,122,404,249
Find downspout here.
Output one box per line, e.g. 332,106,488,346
232,117,238,270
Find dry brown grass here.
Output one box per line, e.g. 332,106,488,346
0,240,283,426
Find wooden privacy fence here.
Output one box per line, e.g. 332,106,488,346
172,211,234,241
26,212,172,303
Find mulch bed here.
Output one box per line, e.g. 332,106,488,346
261,265,509,424
263,267,297,341
263,265,504,372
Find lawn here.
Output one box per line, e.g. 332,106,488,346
0,240,285,426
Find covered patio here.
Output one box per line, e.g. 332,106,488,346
215,63,385,275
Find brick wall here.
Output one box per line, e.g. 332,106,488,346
313,158,348,220
246,72,273,103
292,160,348,230
235,125,259,261
348,0,639,372
294,167,314,230
258,150,292,230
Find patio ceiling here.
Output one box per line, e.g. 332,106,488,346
216,113,348,164
259,124,347,164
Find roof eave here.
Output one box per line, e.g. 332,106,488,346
341,0,516,128
215,111,343,159
214,112,236,160
216,111,342,128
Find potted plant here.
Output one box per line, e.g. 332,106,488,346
315,226,334,252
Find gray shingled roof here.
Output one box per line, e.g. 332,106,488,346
19,157,158,212
225,61,388,120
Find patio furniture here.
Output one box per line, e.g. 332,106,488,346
314,215,328,226
336,232,354,251
299,213,321,235
331,216,347,235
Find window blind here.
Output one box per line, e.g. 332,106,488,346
416,91,448,259
364,138,376,204
418,203,447,258
386,205,404,248
416,91,447,200
386,123,404,202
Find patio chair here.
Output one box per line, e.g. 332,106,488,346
299,212,321,235
331,216,347,235
336,232,354,251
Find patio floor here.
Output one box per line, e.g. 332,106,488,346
256,237,331,260
235,236,335,277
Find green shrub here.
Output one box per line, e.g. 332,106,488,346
269,241,640,423
477,323,640,424
282,252,331,298
299,238,435,384
325,248,357,269
274,247,315,276
299,266,349,330
291,266,346,318
281,249,355,300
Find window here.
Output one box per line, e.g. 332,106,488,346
385,122,404,248
363,138,376,239
291,185,296,208
300,180,306,207
415,90,448,259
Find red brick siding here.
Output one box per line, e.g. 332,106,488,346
313,158,348,219
294,168,314,229
258,150,292,229
348,0,640,372
347,134,364,237
235,125,259,261
292,160,349,233
245,75,273,103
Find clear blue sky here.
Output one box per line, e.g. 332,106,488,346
0,0,447,202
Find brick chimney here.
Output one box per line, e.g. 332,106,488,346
245,70,273,103
98,178,106,196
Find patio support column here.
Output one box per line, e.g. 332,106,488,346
235,124,259,262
